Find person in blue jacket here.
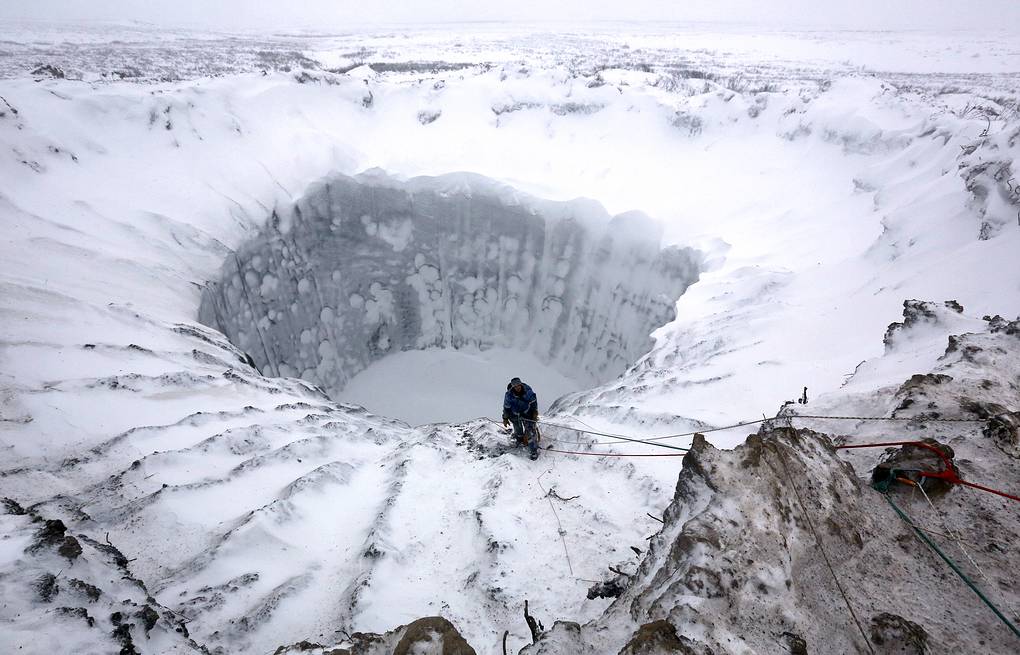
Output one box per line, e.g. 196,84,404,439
503,377,539,460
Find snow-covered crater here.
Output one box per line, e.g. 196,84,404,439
199,171,702,415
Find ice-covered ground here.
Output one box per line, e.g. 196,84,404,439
1,20,1019,655
337,347,585,425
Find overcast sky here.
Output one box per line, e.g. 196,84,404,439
2,0,1019,31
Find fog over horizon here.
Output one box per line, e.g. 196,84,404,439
3,0,1020,32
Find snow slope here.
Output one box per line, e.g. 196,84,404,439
1,22,1019,655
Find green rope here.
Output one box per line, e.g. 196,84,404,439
880,490,1020,640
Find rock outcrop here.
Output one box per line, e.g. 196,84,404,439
521,309,1020,655
274,616,476,655
0,501,204,654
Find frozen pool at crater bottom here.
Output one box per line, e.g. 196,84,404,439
334,347,591,426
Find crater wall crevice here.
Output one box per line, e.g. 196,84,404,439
199,171,703,400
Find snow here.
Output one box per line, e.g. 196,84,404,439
198,170,699,405
0,19,1019,655
337,346,585,425
0,515,33,566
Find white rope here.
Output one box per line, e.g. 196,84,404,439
536,468,574,576
915,481,1020,623
916,484,987,579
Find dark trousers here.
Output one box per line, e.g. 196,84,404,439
509,415,539,455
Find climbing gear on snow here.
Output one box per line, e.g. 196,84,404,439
838,440,1020,503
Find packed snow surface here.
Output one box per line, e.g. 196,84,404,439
1,19,1019,655
337,347,584,425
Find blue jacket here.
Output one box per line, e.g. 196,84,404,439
503,382,537,419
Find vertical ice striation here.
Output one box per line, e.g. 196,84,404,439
199,171,702,400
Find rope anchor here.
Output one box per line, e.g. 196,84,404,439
837,441,1020,503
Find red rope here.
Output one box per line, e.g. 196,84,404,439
835,440,954,471
835,440,1020,503
945,478,1020,503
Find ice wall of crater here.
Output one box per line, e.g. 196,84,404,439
199,171,702,400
